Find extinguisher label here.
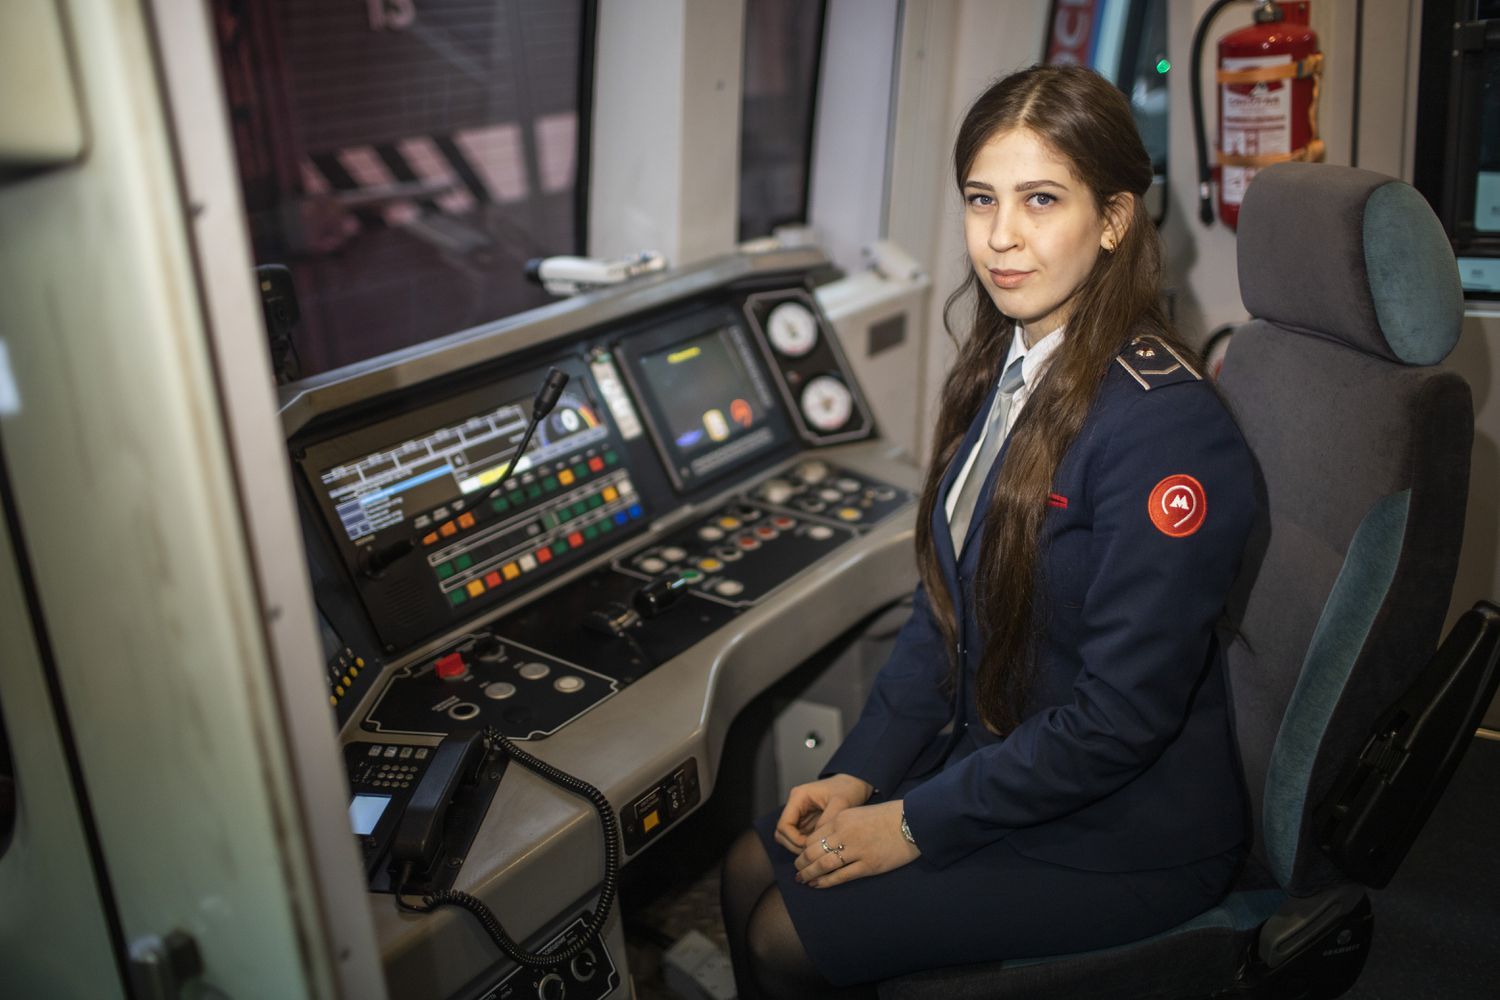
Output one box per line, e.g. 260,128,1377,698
1221,54,1292,207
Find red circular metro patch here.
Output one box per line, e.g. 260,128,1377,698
1148,474,1206,538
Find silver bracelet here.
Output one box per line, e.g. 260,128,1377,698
900,812,917,847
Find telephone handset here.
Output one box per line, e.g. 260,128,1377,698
390,730,490,879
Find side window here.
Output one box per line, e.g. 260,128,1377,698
212,0,593,377
739,0,827,241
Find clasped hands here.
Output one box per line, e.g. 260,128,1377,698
773,773,920,889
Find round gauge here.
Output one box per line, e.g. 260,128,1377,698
766,301,820,358
800,375,854,433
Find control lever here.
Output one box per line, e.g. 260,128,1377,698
586,573,691,638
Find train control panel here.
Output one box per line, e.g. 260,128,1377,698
280,248,922,999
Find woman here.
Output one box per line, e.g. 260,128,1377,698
720,64,1256,998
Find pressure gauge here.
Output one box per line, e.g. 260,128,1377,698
800,375,854,433
766,301,819,358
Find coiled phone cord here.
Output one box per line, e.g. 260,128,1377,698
394,726,621,968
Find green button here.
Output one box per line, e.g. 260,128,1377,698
587,494,602,509
508,491,524,506
557,507,572,522
435,563,454,580
573,464,587,479
681,569,703,582
454,554,472,571
605,450,619,465
543,512,560,529
552,541,568,555
572,502,587,517
491,498,509,513
584,524,598,540
527,484,542,499
449,590,468,606
543,476,558,491
599,518,614,533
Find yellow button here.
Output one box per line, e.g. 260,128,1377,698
643,811,661,833
335,685,345,697
466,579,486,598
718,517,741,529
350,665,361,677
342,674,352,687
329,695,337,706
354,657,365,668
698,558,723,572
559,469,575,486
603,485,619,502
838,507,863,521
503,562,521,581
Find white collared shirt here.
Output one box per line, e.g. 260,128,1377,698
943,325,1066,523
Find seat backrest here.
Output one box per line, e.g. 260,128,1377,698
1216,162,1472,897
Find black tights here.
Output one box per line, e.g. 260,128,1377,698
720,829,877,1000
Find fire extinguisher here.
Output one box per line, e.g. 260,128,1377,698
1191,0,1323,229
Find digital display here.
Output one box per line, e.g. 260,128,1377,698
632,325,781,488
316,385,608,543
349,794,391,836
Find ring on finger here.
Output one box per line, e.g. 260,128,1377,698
820,837,834,854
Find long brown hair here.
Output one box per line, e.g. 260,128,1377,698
916,64,1193,732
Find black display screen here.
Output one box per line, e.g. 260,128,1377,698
622,318,789,492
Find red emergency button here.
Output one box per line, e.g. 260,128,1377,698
434,652,468,680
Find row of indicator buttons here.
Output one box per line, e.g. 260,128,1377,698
419,449,623,546
328,651,367,707
445,500,645,606
433,479,636,584
365,743,432,760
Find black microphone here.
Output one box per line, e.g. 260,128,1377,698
362,368,570,578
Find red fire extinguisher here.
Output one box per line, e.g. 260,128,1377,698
1192,1,1323,229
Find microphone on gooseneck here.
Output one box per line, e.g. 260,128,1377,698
361,368,570,578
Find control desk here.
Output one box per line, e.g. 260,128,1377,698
281,247,921,998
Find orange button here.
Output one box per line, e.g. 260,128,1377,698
440,521,458,537
502,562,521,581
643,810,661,833
536,547,553,564
603,486,619,502
588,456,605,472
485,571,502,587
559,469,575,486
458,511,476,529
422,532,440,546
568,531,584,548
466,579,486,598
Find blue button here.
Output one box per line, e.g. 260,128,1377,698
629,504,643,519
614,512,628,525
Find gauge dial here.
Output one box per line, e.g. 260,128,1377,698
766,301,820,358
800,375,854,433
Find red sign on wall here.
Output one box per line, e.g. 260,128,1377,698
1045,0,1099,66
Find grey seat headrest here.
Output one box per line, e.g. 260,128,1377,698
1237,162,1464,366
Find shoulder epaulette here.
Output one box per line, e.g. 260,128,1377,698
1114,337,1203,391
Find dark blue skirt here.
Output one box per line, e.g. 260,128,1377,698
751,807,1241,987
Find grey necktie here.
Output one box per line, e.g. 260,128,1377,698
949,355,1027,552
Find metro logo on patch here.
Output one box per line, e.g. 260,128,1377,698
1148,474,1206,538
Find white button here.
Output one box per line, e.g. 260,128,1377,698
661,546,688,562
795,460,829,483
836,477,861,493
698,526,724,542
759,478,796,504
819,488,843,502
448,702,480,721
554,675,585,693
807,525,834,541
518,662,551,680
639,556,667,574
519,553,537,572
714,580,746,597
485,682,517,700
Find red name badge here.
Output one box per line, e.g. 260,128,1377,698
1148,474,1206,538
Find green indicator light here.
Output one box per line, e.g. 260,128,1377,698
553,541,568,555
449,590,468,606
584,524,599,540
435,563,454,580
588,494,603,509
491,498,509,512
455,554,473,570
573,464,587,479
599,519,614,532
543,476,558,491
1156,58,1170,74
508,491,524,505
527,484,542,499
572,502,587,517
557,508,572,522
681,569,703,582
605,450,618,465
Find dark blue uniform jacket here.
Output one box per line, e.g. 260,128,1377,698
824,343,1255,873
